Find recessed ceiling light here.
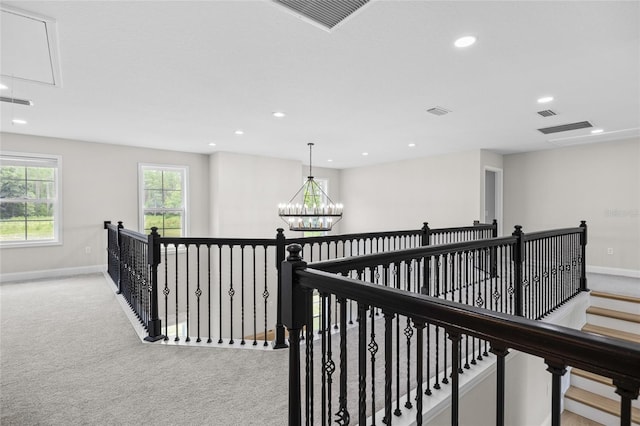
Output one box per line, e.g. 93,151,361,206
591,129,604,134
327,159,333,162
408,143,416,148
234,130,244,135
208,142,217,146
537,96,554,104
362,152,369,156
272,111,286,118
0,84,7,90
454,36,476,48
12,119,27,125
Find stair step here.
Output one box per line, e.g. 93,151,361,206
582,323,640,344
571,369,640,410
591,291,640,304
587,306,640,324
565,386,640,424
572,368,612,386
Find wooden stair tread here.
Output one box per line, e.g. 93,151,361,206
591,291,640,305
587,306,640,324
582,323,640,344
565,386,640,423
572,368,612,386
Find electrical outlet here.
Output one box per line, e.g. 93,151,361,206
85,246,91,254
607,248,613,255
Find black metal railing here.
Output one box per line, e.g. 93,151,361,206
104,220,495,346
282,239,640,426
281,222,587,424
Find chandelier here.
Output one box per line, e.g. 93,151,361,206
278,143,343,232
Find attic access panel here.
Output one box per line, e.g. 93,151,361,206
0,6,62,86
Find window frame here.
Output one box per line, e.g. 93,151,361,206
0,151,63,248
138,163,189,237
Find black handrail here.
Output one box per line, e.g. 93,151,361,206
283,244,640,426
309,236,517,274
104,220,499,346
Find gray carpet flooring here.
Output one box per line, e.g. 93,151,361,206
1,274,289,425
3,272,625,425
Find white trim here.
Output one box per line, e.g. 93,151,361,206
483,166,503,236
0,264,106,283
0,4,63,87
587,265,640,278
138,163,189,236
0,150,63,247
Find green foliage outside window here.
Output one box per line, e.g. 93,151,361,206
141,167,185,237
0,163,57,242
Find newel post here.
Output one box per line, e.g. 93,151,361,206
421,222,431,295
116,221,124,295
512,225,525,317
579,220,588,292
273,228,288,349
282,244,307,426
145,227,164,342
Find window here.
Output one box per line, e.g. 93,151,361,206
139,164,187,237
0,152,61,246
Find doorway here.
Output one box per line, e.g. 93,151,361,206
484,168,503,235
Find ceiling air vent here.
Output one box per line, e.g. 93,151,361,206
273,0,371,30
0,96,33,106
426,106,451,116
537,121,592,134
537,109,556,117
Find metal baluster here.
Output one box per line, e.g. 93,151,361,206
491,346,509,426
252,246,257,345
196,245,202,342
545,361,567,426
228,246,234,344
241,245,245,345
175,244,179,342
185,244,190,342
358,303,368,424
326,293,335,426
218,245,223,344
336,298,350,425
263,246,269,346
369,305,378,425
404,315,413,409
383,311,393,425
321,293,327,426
415,319,425,426
394,265,402,417
207,244,212,343
425,323,432,396
449,332,461,426
306,288,314,426
463,252,470,370
164,244,169,341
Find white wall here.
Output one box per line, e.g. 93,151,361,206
504,138,640,273
209,151,301,238
0,132,210,277
339,150,483,233
428,292,589,426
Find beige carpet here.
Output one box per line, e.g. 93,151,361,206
0,274,289,425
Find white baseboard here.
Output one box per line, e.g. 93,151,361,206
0,264,107,283
587,265,640,278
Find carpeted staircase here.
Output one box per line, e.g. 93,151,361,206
564,290,640,425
